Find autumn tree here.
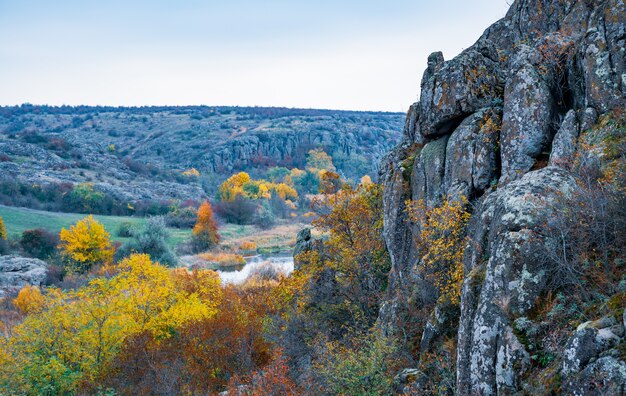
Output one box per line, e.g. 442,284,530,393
0,216,6,240
405,197,470,305
219,172,251,201
308,183,391,329
59,215,115,273
0,254,223,394
0,216,7,254
319,170,342,194
192,201,220,252
306,148,335,173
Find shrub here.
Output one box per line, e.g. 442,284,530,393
116,217,177,267
405,197,470,305
315,331,399,396
239,241,257,252
214,196,257,225
13,285,44,315
20,228,59,259
254,204,276,230
165,206,197,228
43,264,65,287
116,222,135,238
248,262,281,281
537,167,626,297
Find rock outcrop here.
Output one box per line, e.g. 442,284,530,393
379,0,625,394
0,255,47,297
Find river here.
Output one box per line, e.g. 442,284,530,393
217,254,294,284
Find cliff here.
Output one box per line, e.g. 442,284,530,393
379,0,625,394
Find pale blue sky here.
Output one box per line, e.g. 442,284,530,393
0,1,510,111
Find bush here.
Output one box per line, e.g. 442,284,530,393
59,215,115,273
116,217,177,267
315,331,399,396
214,196,257,225
43,264,65,287
20,228,59,260
165,206,196,228
239,241,257,252
537,167,626,296
116,222,135,238
254,204,276,230
248,262,281,281
0,215,6,241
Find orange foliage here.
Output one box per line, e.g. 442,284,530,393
13,285,44,315
193,201,220,249
239,241,257,252
197,252,246,267
100,284,276,394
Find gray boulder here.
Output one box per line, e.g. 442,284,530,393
562,316,624,375
0,255,47,297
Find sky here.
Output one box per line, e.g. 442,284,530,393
0,1,511,112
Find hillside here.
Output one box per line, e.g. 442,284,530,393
0,105,403,209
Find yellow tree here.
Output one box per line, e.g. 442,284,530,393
309,183,390,325
192,201,220,251
306,148,335,172
1,254,222,394
405,197,470,305
59,215,114,273
218,172,251,201
0,216,6,240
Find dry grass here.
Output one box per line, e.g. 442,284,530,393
197,252,246,267
239,241,257,252
218,220,318,253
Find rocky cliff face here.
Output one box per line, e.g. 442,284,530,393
379,0,625,394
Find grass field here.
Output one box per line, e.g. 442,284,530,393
218,221,311,253
0,205,309,252
0,205,191,247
